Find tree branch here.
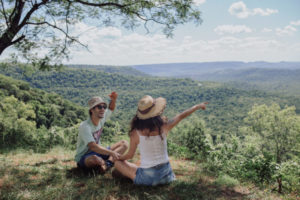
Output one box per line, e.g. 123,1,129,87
18,0,49,29
10,35,25,45
72,0,128,9
63,2,72,54
26,21,88,48
0,0,9,26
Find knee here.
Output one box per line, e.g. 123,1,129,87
120,140,129,149
90,155,103,165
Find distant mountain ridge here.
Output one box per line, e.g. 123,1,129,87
132,61,300,77
132,61,300,96
67,64,148,77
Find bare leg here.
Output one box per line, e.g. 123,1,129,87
108,140,128,162
84,155,107,171
114,160,138,180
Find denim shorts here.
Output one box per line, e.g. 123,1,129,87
77,148,110,169
134,162,175,186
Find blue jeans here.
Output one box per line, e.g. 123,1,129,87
77,149,110,169
134,162,175,186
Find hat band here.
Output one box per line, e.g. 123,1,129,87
138,99,156,115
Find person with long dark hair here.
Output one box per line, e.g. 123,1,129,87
114,95,208,186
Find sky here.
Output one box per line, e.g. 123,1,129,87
2,0,300,66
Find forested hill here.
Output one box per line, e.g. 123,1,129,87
132,62,300,96
0,74,87,149
1,64,299,139
0,74,86,128
193,68,300,96
67,64,148,77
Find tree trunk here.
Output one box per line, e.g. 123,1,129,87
277,177,282,193
0,0,25,55
0,33,14,55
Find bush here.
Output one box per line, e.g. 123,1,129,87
215,174,240,188
239,152,276,184
274,160,300,193
167,140,190,158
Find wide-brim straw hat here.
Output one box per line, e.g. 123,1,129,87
88,96,107,110
137,95,166,120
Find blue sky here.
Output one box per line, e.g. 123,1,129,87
2,0,300,66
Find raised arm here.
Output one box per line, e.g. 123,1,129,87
108,91,118,111
164,102,208,132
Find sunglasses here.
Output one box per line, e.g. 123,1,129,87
95,105,107,110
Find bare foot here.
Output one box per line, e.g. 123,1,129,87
98,159,107,174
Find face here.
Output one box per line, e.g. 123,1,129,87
91,103,107,119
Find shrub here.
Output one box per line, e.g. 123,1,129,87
274,160,300,193
215,174,240,188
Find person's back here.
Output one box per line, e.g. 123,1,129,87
137,130,169,168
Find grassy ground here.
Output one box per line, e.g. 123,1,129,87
0,147,296,200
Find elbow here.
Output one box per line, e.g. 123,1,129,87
121,153,134,161
87,142,97,152
128,154,134,160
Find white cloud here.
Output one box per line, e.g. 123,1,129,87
214,25,252,35
228,1,249,18
193,0,206,6
2,21,299,66
64,23,299,65
229,1,278,19
70,23,122,43
252,8,278,16
276,25,297,36
262,28,272,33
290,20,300,26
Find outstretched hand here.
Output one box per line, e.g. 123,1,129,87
110,151,120,161
198,102,209,110
108,91,118,101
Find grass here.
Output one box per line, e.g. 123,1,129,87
0,147,296,200
214,174,240,188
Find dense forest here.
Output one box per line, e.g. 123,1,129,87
0,73,120,151
0,63,299,194
1,63,299,136
133,62,300,96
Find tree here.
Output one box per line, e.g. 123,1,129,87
0,95,36,146
0,0,202,69
244,103,300,193
245,103,300,164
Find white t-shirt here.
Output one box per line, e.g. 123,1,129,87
74,109,112,162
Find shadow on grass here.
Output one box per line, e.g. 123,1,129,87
1,163,248,200
110,174,248,200
66,166,107,178
33,158,58,166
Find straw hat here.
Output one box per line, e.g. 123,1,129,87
88,96,107,110
137,95,166,120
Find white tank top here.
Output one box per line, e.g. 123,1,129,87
138,131,169,168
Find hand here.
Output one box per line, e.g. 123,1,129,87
110,151,120,160
108,91,118,101
198,102,209,110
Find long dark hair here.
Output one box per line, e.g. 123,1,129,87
129,115,167,138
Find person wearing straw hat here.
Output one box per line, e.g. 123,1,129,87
75,91,128,173
113,95,208,186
